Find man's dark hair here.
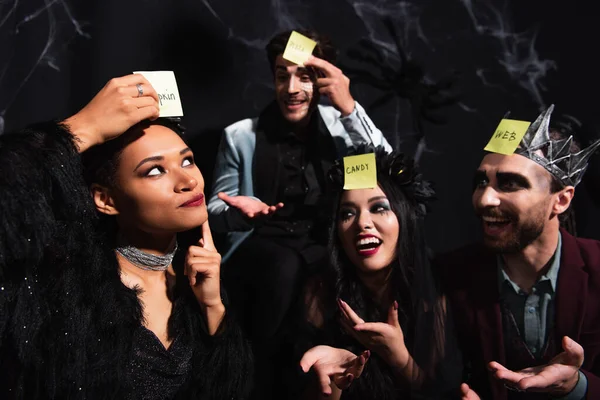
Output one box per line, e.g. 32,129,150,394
547,128,581,193
546,127,582,234
265,29,338,72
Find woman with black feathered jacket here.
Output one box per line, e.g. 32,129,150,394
0,74,252,399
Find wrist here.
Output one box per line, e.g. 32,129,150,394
388,347,410,372
63,113,99,152
389,348,421,384
339,99,356,117
200,299,225,311
561,370,581,396
201,302,226,336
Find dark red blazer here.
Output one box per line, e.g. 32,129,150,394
438,229,600,399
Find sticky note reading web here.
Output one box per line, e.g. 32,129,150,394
133,71,183,117
282,31,317,66
343,153,377,190
484,119,531,155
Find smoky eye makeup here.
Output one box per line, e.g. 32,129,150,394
142,165,164,177
496,172,531,191
338,207,355,221
472,170,489,191
182,155,195,167
371,201,391,213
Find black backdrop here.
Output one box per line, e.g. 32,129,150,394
1,0,598,252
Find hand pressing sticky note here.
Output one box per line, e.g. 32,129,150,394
484,119,531,155
343,153,377,190
133,71,183,117
282,31,317,66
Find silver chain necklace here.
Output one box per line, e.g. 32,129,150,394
115,234,178,271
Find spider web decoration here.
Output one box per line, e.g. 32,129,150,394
339,17,460,162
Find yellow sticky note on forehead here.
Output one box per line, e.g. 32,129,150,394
133,71,183,117
282,31,317,66
484,119,531,155
343,153,377,190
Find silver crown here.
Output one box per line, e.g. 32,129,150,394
515,104,600,187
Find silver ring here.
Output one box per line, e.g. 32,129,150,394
136,83,143,97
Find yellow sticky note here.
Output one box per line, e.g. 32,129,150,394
484,119,531,155
133,71,183,117
343,153,377,190
282,31,317,66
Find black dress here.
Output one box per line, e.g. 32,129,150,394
283,274,463,400
0,121,252,399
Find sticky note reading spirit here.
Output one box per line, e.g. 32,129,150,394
343,153,377,190
133,71,183,117
484,119,531,155
282,31,317,66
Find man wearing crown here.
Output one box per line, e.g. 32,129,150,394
439,105,600,400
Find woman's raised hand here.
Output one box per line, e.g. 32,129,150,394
64,74,160,152
300,345,370,396
338,299,415,379
184,220,225,335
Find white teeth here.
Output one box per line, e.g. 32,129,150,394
356,237,381,246
482,216,509,223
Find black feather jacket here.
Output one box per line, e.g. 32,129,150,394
0,121,252,399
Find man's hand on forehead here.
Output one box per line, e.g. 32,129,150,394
303,55,355,117
303,55,339,78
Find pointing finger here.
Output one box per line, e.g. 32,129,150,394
200,219,215,250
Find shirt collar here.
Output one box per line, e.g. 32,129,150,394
497,232,562,294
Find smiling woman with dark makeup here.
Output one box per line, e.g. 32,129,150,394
0,75,252,399
293,146,462,400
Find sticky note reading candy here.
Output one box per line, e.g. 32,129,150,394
133,71,183,117
282,31,317,66
343,153,377,190
484,119,531,155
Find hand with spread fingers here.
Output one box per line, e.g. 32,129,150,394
488,336,584,396
300,345,370,397
303,55,355,117
217,192,284,220
338,299,415,380
460,383,481,400
184,220,225,335
64,74,160,152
